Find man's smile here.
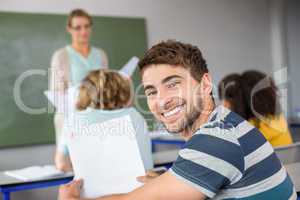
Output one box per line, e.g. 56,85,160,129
161,103,186,123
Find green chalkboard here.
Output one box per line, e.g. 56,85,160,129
0,11,149,148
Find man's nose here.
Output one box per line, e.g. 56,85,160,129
158,98,173,111
157,89,176,110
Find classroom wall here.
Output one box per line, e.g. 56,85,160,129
287,0,300,120
269,0,289,115
0,0,275,199
0,0,273,82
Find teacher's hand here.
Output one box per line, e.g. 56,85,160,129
59,179,82,200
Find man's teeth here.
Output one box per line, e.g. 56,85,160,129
163,106,183,117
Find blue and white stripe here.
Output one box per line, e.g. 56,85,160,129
170,106,296,199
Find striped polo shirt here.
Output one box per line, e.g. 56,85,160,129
170,106,296,199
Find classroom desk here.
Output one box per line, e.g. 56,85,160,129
285,162,300,193
150,131,185,152
290,123,300,143
151,138,185,152
290,123,300,128
1,163,298,199
0,172,73,200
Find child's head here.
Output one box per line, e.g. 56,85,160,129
241,70,279,120
76,69,132,111
218,73,247,119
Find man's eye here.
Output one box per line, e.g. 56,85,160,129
146,91,157,96
167,81,180,88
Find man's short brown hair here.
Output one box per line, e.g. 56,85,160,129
138,40,208,82
67,9,93,28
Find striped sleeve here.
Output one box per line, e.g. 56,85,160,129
170,130,244,198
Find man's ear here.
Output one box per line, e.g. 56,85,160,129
193,73,212,103
222,100,232,109
201,73,213,95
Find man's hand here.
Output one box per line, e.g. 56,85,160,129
136,170,161,183
59,179,82,200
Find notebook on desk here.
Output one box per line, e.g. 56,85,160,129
4,165,64,181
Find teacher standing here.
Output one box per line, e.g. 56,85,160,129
50,9,108,171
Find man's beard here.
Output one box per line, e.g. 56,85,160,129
163,100,203,134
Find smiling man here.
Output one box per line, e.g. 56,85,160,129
59,40,296,200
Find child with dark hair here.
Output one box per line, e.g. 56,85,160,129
219,70,293,147
218,74,247,119
241,70,293,147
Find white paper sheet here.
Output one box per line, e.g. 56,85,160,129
44,86,78,114
66,115,145,198
119,56,139,78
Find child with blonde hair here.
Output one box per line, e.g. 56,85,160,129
55,69,153,171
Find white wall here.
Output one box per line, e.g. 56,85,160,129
0,0,274,199
269,0,289,115
287,0,300,120
0,0,273,82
